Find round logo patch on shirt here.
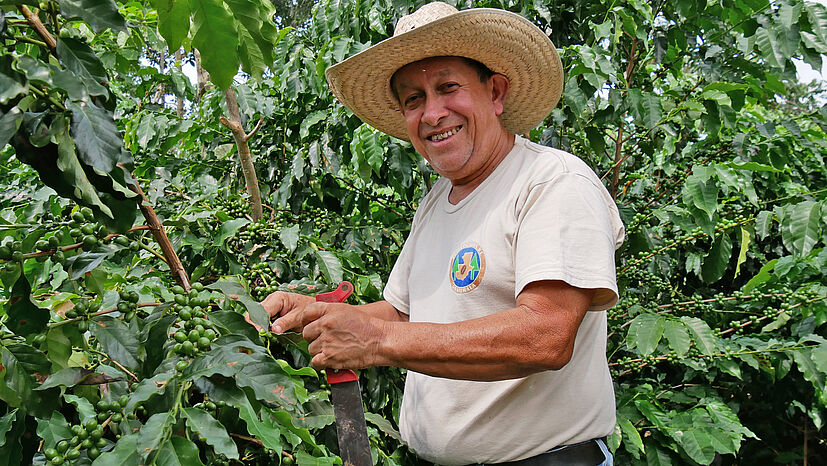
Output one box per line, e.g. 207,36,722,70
449,243,486,293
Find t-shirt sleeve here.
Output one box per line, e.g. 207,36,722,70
382,236,413,315
514,172,623,310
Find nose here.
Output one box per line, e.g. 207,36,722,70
421,94,449,127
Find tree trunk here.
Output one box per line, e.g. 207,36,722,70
220,87,264,221
175,48,185,117
194,49,212,104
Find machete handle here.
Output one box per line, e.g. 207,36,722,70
315,282,359,385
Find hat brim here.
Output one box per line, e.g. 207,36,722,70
325,8,563,141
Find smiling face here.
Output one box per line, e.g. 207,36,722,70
391,57,514,195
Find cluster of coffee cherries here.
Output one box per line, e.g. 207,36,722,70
117,289,141,321
42,415,110,464
168,283,219,359
64,299,102,332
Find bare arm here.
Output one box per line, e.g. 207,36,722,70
290,280,593,381
374,280,592,380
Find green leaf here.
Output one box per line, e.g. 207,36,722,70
124,372,173,414
295,451,338,466
806,2,827,44
90,316,141,372
662,319,691,356
197,379,284,453
56,37,108,97
45,326,72,371
742,258,776,294
138,412,176,460
65,250,112,280
155,0,191,52
0,57,28,104
66,100,124,174
726,161,782,172
685,173,718,220
0,107,22,148
755,210,774,240
734,227,751,278
314,250,343,285
236,27,267,79
584,126,606,157
64,394,97,424
215,218,250,244
300,111,327,140
143,313,177,375
755,27,785,70
786,200,821,257
185,345,304,407
634,399,670,430
350,125,385,180
644,440,673,465
700,89,731,107
35,367,84,390
617,415,644,457
701,232,732,283
280,225,299,252
182,408,239,459
225,0,273,77
155,436,205,466
191,0,240,89
681,316,719,356
627,313,664,356
365,412,401,441
54,123,115,218
671,424,715,464
6,274,50,336
36,411,72,449
92,433,141,465
58,0,127,33
0,410,17,445
269,409,320,451
207,278,267,329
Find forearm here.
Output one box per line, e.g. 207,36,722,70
375,307,572,381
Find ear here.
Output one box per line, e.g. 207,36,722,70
490,74,510,116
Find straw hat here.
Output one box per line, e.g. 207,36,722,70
325,1,563,141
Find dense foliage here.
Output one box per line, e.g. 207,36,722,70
0,0,825,464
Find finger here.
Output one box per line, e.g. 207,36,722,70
306,335,321,356
303,316,327,343
272,310,302,333
310,352,328,370
243,312,262,331
261,292,289,318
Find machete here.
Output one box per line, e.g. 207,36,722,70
315,281,372,466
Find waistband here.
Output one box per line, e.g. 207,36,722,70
480,437,608,466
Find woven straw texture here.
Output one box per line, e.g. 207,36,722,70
325,4,563,141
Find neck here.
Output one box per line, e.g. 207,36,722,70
447,132,515,204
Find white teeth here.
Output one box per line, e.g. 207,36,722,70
429,127,460,141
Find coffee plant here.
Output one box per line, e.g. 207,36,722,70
1,0,826,464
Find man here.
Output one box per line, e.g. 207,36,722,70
260,3,624,464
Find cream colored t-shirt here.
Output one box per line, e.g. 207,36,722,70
383,136,625,465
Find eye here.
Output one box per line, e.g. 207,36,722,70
403,94,421,109
440,82,460,92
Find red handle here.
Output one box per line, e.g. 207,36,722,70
316,282,358,384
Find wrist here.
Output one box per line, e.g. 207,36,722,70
372,320,397,367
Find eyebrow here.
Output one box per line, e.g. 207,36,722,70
394,67,458,92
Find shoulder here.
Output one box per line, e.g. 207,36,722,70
510,137,605,192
